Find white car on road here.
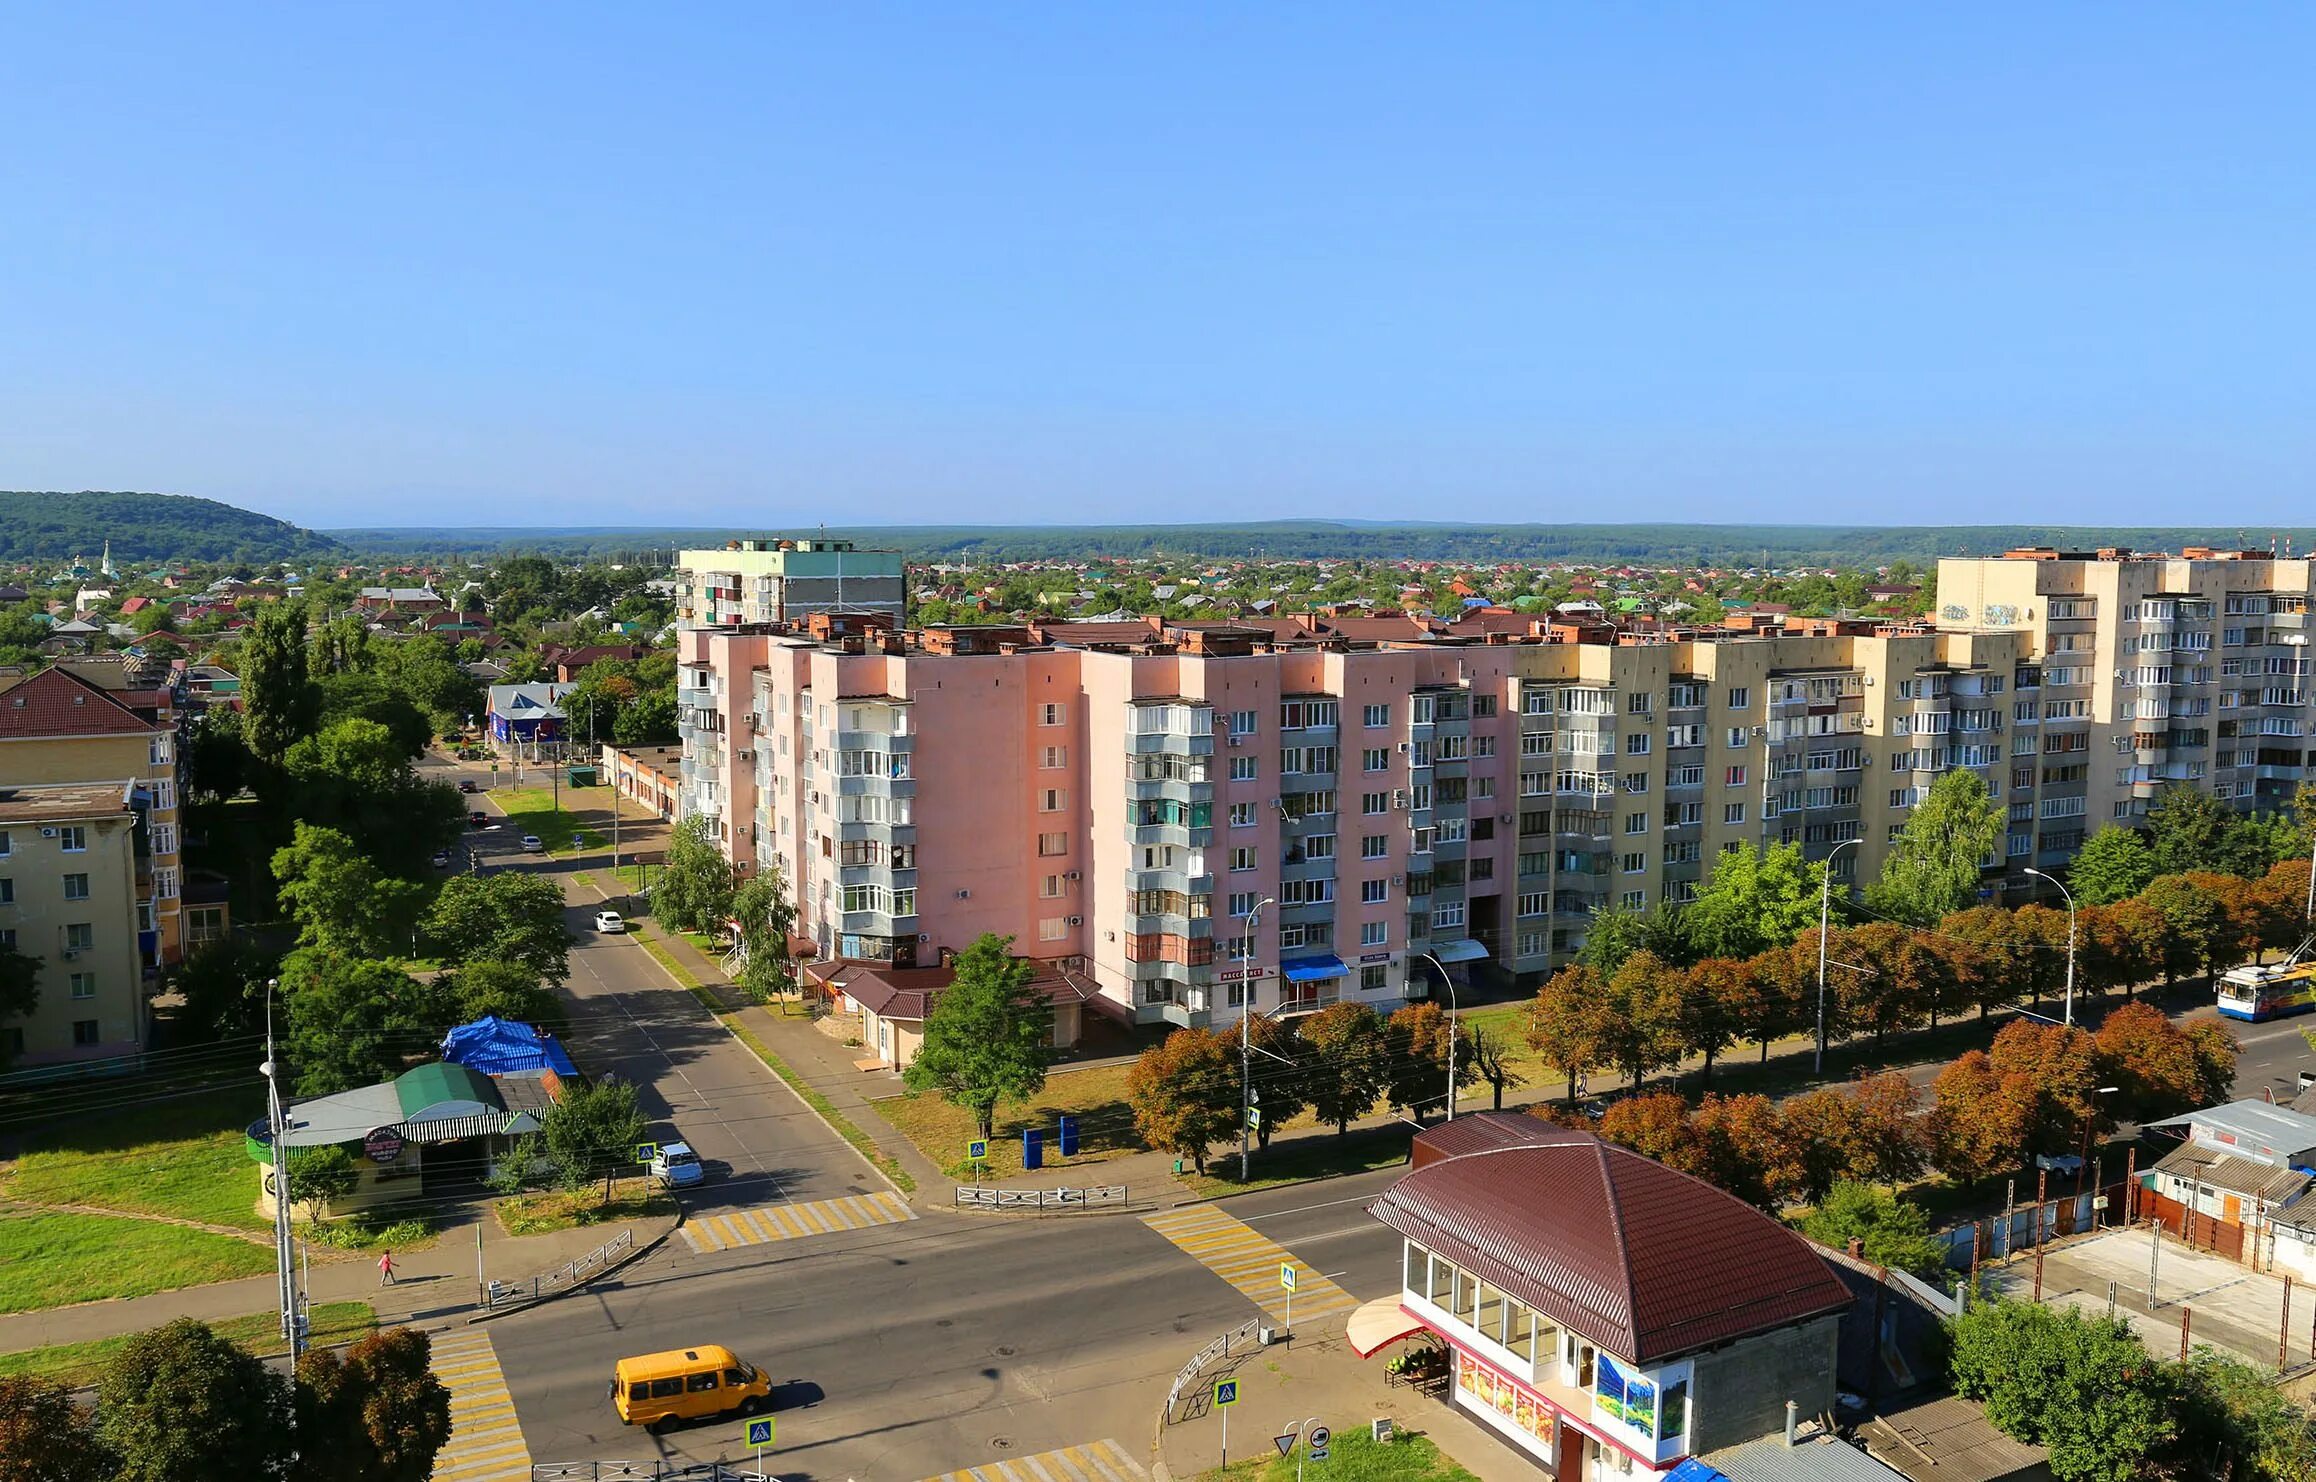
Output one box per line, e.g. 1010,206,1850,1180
520,834,545,853
593,910,626,933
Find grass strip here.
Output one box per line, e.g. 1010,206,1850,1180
0,1302,377,1389
1189,1431,1478,1480
496,1179,674,1237
632,928,916,1195
0,1211,279,1314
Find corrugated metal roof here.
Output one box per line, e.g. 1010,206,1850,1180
1859,1394,2050,1482
2146,1100,2316,1161
1698,1435,1908,1482
2149,1142,2314,1203
1371,1119,1851,1365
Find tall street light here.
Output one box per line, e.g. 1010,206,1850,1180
1238,896,1277,1182
260,976,303,1358
2024,868,2078,1028
1815,837,1864,1074
1414,950,1459,1122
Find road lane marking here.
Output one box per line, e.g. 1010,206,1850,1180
680,1188,916,1252
921,1437,1147,1482
429,1331,532,1482
1142,1204,1359,1323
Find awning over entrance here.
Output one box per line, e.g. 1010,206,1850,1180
1281,954,1349,984
1346,1296,1428,1358
1430,939,1490,965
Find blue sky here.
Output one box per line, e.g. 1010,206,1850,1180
3,6,2311,530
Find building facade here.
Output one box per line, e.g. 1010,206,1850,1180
677,611,2034,1030
1937,547,2316,829
0,782,149,1064
675,538,905,630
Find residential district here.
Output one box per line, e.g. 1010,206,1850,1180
8,532,2316,1480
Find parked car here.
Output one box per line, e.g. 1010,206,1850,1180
650,1142,705,1189
594,910,626,933
429,849,451,870
520,835,545,853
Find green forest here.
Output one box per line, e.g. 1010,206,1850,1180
325,518,2316,567
0,491,342,564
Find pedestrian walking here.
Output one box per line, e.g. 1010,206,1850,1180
379,1250,397,1286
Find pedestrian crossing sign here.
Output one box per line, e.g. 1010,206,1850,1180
1246,1106,1262,1128
746,1417,774,1447
1213,1378,1239,1407
968,1139,989,1161
1280,1262,1297,1291
634,1142,657,1163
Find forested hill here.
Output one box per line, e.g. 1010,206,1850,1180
0,491,342,564
328,519,2316,567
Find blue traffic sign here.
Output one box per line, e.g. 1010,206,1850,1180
1213,1377,1239,1407
746,1417,775,1447
967,1139,989,1161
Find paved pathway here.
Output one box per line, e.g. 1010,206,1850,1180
429,1329,534,1482
922,1437,1147,1482
1143,1204,1359,1328
679,1188,915,1253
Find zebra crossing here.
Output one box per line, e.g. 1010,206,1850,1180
1141,1203,1359,1326
428,1330,533,1482
679,1189,916,1253
921,1437,1148,1482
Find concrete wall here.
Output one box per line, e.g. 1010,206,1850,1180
1687,1314,1840,1455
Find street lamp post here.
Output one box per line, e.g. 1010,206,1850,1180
1415,950,1458,1121
1239,897,1277,1182
261,977,303,1358
1815,838,1863,1074
2024,868,2078,1028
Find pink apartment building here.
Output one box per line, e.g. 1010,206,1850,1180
678,611,2030,1030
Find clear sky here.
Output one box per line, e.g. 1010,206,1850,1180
4,6,2312,530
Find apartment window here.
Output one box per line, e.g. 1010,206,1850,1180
1360,964,1390,992
61,873,89,901
72,1020,100,1047
1362,748,1389,772
1363,703,1390,728
1624,733,1651,755
0,831,10,857
1362,792,1388,816
1040,703,1066,726
1361,878,1389,904
1230,710,1258,736
1727,687,1750,710
1230,848,1258,872
64,923,93,952
1040,788,1066,813
1037,833,1068,856
69,972,96,1000
1620,812,1644,835
1725,765,1747,787
58,827,86,853
149,734,172,766
1227,802,1254,828
1723,803,1746,825
0,878,10,905
1040,874,1066,899
1227,892,1258,916
1431,902,1466,929
1362,834,1389,859
1622,772,1649,794
1726,728,1748,749
1618,890,1646,911
1037,917,1069,942
150,822,177,856
1279,699,1338,730
1040,746,1067,769
1626,692,1653,715
1303,833,1336,860
1230,756,1257,782
1361,920,1388,946
1621,852,1646,874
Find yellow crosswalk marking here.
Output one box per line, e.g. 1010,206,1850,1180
679,1188,916,1251
428,1332,532,1482
1142,1205,1358,1323
920,1436,1147,1482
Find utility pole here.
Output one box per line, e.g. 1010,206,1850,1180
2024,869,2077,1026
1815,837,1862,1074
1239,897,1276,1182
261,978,303,1358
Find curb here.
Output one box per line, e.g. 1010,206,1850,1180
463,1207,684,1326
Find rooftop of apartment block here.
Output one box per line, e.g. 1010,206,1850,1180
0,666,160,739
0,780,139,825
1988,545,2285,563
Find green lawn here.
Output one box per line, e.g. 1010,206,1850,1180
871,1062,1148,1178
0,1211,275,1313
1185,1123,1414,1198
496,1179,674,1237
4,1089,270,1233
1190,1431,1478,1481
0,1302,376,1388
491,787,602,853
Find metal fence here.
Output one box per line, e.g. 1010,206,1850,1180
1166,1317,1265,1422
532,1465,768,1480
484,1226,635,1310
954,1184,1128,1211
1935,1181,2129,1270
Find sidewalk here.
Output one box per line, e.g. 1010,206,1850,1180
1152,1320,1534,1482
0,1201,679,1355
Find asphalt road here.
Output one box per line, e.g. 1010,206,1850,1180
493,1171,1413,1480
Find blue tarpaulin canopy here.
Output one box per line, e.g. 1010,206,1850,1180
440,1015,577,1078
1430,939,1490,965
1280,955,1349,983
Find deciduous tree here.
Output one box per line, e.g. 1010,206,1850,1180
241,598,317,766
1682,841,1824,960
273,822,421,959
95,1317,292,1482
1799,1183,1948,1281
1780,1089,1861,1206
902,934,1053,1141
1987,1020,2106,1157
280,949,434,1096
2147,783,2239,878
1126,1029,1239,1176
1948,1300,2177,1482
2067,825,2156,906
542,1076,647,1202
1384,1002,1477,1121
1598,950,1684,1089
1464,1019,1526,1111
437,959,561,1028
0,1374,112,1482
730,869,800,1004
293,1329,452,1482
1844,1070,1929,1189
1526,965,1609,1103
1930,1051,2035,1186
1598,1092,1696,1172
1865,768,2003,926
653,815,734,935
1298,1002,1392,1135
422,871,572,984
1689,1093,1795,1211
1676,956,1759,1081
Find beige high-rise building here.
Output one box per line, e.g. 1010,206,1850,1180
1938,546,2314,831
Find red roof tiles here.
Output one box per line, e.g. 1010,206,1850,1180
0,666,158,739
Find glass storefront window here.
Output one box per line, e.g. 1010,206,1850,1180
1506,1303,1535,1361
1455,1270,1480,1327
1477,1284,1505,1346
1428,1253,1455,1308
1405,1243,1427,1295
